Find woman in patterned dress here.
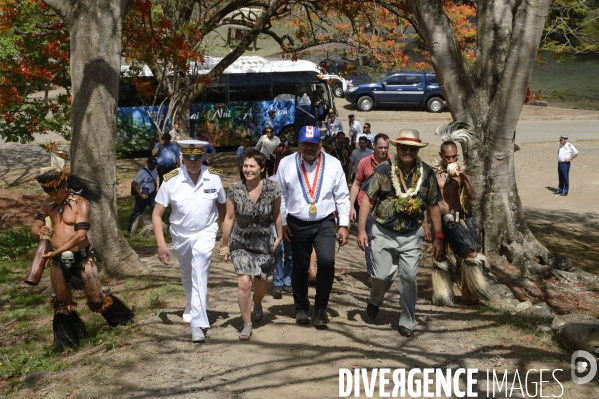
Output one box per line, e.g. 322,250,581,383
220,149,282,341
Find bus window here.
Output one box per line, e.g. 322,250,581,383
228,73,272,102
206,85,226,103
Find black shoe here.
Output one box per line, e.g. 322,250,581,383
561,192,568,196
398,325,413,337
283,285,293,294
296,310,310,325
366,302,379,319
554,190,562,194
272,286,283,299
313,308,328,328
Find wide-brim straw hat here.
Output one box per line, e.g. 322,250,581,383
389,129,428,148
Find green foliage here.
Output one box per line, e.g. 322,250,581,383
542,0,599,54
0,227,37,261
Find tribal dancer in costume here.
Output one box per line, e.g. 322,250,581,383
31,168,134,351
431,122,492,305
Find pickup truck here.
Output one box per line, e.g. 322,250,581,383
345,72,445,112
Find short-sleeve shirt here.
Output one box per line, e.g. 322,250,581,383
155,165,226,231
558,142,578,162
364,159,440,233
203,143,216,163
349,148,374,175
355,154,390,205
133,167,158,194
256,135,281,160
153,141,181,166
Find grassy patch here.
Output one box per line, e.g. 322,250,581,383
0,227,38,261
530,52,599,110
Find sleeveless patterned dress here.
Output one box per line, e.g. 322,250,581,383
227,179,281,279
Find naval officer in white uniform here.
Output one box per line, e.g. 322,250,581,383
152,140,226,342
276,126,350,328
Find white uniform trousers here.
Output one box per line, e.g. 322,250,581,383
170,223,218,328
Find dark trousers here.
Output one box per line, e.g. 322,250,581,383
287,214,337,312
157,165,177,186
558,162,571,193
127,191,156,232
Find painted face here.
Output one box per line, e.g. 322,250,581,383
46,184,70,204
439,144,458,167
243,157,263,180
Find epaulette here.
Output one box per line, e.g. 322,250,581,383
163,169,179,181
208,167,222,176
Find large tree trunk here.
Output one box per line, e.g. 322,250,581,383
408,0,560,273
45,0,144,276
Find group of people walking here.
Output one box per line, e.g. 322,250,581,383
30,121,499,349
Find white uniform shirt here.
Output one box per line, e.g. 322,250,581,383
155,165,226,231
276,151,350,226
558,142,578,162
348,120,362,140
133,167,158,194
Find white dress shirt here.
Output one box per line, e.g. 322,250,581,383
276,151,350,226
558,142,578,162
155,165,226,231
348,120,362,140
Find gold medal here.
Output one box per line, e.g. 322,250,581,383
309,202,317,214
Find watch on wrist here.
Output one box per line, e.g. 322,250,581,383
339,225,349,229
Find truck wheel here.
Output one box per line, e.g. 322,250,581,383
334,84,344,98
427,97,444,113
357,96,374,112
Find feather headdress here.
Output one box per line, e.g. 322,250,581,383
435,121,473,146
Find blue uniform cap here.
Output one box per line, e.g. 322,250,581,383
298,126,321,143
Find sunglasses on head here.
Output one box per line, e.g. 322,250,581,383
399,144,419,152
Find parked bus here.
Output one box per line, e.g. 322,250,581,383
118,57,337,150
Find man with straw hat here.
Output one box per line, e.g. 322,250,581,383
152,140,227,343
357,129,443,337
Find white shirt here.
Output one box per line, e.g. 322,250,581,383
256,135,281,160
133,167,158,194
558,142,578,162
276,152,350,226
348,120,362,139
155,165,226,231
356,131,375,145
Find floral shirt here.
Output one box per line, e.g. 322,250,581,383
364,159,440,233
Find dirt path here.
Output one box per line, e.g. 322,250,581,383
3,140,599,398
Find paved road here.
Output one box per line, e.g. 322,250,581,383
1,119,598,171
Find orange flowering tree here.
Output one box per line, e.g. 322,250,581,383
0,0,71,143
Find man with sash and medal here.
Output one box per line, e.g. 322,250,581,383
276,126,350,328
357,129,444,338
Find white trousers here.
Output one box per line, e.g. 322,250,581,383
170,223,218,328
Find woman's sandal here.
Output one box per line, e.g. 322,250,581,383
253,301,263,322
239,323,252,341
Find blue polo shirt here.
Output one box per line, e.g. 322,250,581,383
153,141,181,166
203,143,216,163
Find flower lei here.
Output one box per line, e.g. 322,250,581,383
390,155,424,215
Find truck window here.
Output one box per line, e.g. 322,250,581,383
386,76,403,85
428,75,438,84
405,76,423,85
